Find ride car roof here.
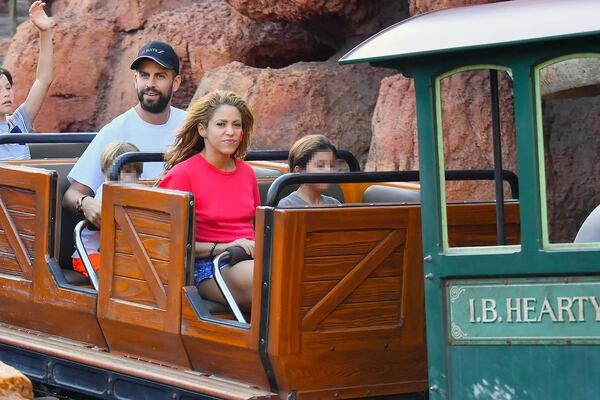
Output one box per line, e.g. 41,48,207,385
339,0,600,65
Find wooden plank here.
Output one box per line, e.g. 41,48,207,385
114,206,166,309
0,251,22,276
0,230,34,257
111,275,168,308
303,206,411,231
302,276,402,307
302,301,401,331
125,207,172,238
115,230,170,262
303,251,404,281
0,186,36,213
0,196,31,279
302,230,404,331
6,211,36,237
304,229,406,257
113,253,170,284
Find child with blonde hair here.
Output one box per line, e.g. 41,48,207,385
72,141,142,277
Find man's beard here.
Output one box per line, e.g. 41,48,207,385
137,87,172,114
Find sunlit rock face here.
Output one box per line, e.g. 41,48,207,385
225,0,374,23
3,0,332,132
193,60,393,163
408,0,495,15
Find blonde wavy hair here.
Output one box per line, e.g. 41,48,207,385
164,90,254,170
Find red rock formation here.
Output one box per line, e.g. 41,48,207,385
194,60,393,163
368,0,512,202
4,16,115,132
225,0,374,23
367,75,418,172
4,0,331,132
409,0,497,15
367,70,517,201
0,37,10,62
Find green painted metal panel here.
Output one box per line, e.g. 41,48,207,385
447,277,600,344
448,345,600,399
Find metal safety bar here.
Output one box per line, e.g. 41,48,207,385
107,152,164,181
212,249,248,324
0,133,96,144
266,169,519,207
73,220,99,291
107,149,362,182
245,149,361,172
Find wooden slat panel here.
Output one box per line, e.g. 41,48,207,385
304,229,406,257
304,251,404,281
113,253,170,284
126,207,172,237
0,230,34,257
0,196,32,279
0,251,22,275
302,276,402,307
302,301,401,331
303,207,411,231
0,186,36,213
6,211,35,237
114,206,167,309
302,230,404,331
111,275,168,308
115,230,170,262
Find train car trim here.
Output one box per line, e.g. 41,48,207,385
339,0,600,65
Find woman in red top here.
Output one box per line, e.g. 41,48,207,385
159,90,259,311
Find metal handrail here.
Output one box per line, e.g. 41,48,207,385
107,149,362,181
266,169,519,207
212,250,247,323
245,149,361,172
73,220,99,291
107,152,164,181
0,133,96,144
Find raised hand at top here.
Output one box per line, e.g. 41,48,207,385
29,1,54,32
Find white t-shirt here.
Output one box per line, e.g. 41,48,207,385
0,104,33,160
68,106,187,193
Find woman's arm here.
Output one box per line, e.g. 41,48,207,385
23,1,54,122
194,238,255,259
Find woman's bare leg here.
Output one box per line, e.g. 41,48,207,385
197,260,254,312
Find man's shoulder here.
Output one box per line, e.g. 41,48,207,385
100,108,137,132
170,106,187,117
169,106,187,124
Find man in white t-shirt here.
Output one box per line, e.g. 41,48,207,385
63,40,187,227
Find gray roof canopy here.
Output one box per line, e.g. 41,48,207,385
340,0,600,64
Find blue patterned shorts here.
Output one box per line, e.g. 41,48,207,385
193,257,229,286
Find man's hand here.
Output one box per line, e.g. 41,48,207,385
63,182,100,226
29,1,54,32
81,196,102,228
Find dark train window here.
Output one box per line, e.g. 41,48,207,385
537,55,600,246
436,66,520,249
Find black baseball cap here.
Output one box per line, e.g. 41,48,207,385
130,41,180,74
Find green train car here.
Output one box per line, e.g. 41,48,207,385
341,0,600,398
0,0,598,399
